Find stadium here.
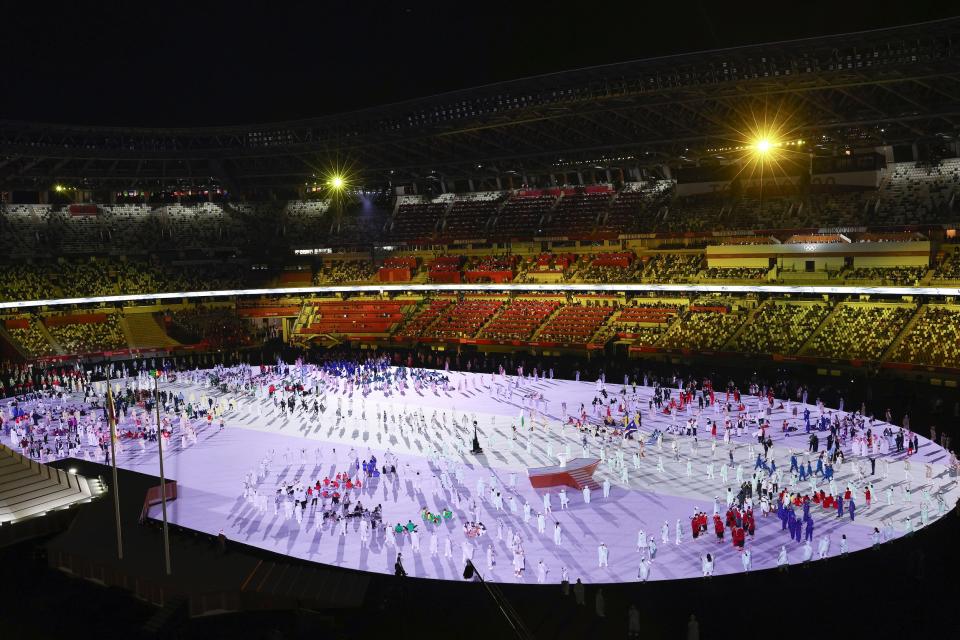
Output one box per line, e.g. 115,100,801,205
2,8,960,640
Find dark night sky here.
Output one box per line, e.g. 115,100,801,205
0,1,955,127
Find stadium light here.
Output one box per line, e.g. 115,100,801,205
328,174,346,191
750,136,783,157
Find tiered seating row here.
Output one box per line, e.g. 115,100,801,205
536,305,613,344
301,301,410,335
395,299,452,339
423,298,504,339
479,299,559,341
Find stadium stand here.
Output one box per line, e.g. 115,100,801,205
44,312,126,355
729,301,831,355
479,298,559,341
422,297,504,340
542,189,612,236
933,246,960,280
442,192,505,241
535,302,614,345
390,197,449,242
658,307,744,351
492,194,554,238
888,305,960,369
802,302,916,361
298,299,411,337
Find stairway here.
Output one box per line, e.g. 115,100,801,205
0,324,28,360
0,444,101,525
880,303,925,363
798,301,845,355
35,319,63,355
474,298,511,338
141,596,188,637
567,466,601,491
530,305,565,340
123,313,180,349
721,299,771,351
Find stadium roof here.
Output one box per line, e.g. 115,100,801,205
1,17,959,192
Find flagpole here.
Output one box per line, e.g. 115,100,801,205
106,385,123,560
153,372,172,575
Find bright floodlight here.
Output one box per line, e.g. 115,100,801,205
329,175,345,190
754,139,772,154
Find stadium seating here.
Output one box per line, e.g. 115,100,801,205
641,254,703,282
611,301,684,338
603,181,672,231
933,247,960,280
658,308,744,351
542,191,611,235
492,194,554,238
576,253,641,283
874,159,960,225
421,297,504,339
299,300,410,336
479,298,559,341
441,192,505,241
888,305,960,369
843,266,926,285
395,298,453,339
702,267,768,280
535,303,613,344
729,301,830,355
803,303,915,361
390,198,448,242
45,313,126,354
6,317,56,358
314,261,376,284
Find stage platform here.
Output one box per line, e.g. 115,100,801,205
12,368,958,585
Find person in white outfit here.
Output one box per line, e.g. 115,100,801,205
700,553,714,577
598,542,609,567
554,522,562,546
777,545,788,570
637,557,650,582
